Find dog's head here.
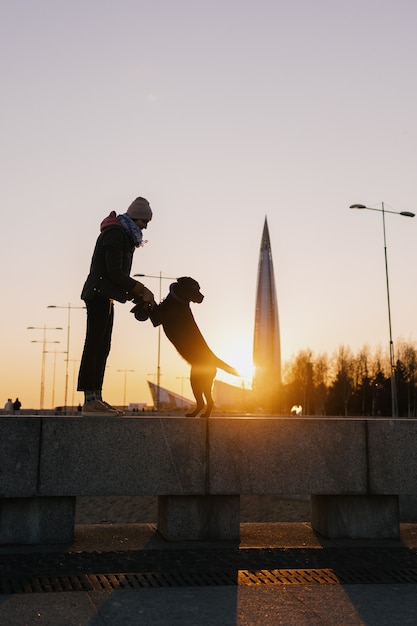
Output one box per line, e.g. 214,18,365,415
170,277,204,304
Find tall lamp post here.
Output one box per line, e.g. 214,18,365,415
45,350,67,409
65,358,80,410
134,272,176,411
350,202,415,417
117,369,135,409
27,325,63,409
47,303,86,413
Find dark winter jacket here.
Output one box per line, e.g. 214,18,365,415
81,212,138,303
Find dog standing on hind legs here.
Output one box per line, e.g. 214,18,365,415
131,277,239,417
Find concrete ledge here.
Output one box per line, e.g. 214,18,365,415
0,418,41,497
368,420,417,493
2,416,417,545
39,418,206,496
208,418,368,494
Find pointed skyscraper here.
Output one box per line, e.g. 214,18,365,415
252,217,281,411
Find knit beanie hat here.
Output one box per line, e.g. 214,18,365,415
126,197,153,221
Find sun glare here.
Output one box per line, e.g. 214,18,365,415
216,339,255,388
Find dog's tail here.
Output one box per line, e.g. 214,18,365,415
215,358,239,377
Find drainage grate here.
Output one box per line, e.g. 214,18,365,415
238,568,417,585
2,568,417,594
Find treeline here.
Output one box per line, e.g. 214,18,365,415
281,340,417,417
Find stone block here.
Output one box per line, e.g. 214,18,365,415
400,495,417,522
311,494,400,539
157,495,240,541
39,417,207,496
209,418,368,495
0,418,41,497
368,420,417,493
0,496,75,544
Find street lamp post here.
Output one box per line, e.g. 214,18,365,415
65,359,80,411
47,303,86,413
117,369,135,409
27,325,63,409
176,376,188,408
45,350,67,408
350,202,415,417
134,272,176,411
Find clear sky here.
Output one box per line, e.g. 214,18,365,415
2,0,417,409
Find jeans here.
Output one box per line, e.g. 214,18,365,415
77,297,114,392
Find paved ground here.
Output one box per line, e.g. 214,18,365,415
1,502,417,626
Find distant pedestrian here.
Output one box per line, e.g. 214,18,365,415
13,398,21,412
4,399,13,413
77,197,155,417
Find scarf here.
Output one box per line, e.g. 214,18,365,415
117,213,146,248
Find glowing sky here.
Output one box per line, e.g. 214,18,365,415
2,0,417,409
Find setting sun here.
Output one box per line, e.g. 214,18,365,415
215,338,255,389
